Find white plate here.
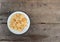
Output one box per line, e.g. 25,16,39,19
7,11,30,35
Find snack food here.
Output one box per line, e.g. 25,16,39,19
10,14,27,31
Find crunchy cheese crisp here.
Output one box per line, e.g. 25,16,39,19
10,14,27,31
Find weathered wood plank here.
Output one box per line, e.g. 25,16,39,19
1,0,60,3
0,24,60,42
1,2,60,23
1,0,60,42
1,24,60,36
0,24,47,42
0,24,48,36
42,36,60,42
0,41,31,42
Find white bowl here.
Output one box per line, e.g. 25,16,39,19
7,11,30,35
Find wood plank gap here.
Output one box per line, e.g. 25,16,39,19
1,22,60,25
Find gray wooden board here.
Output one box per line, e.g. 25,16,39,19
0,0,60,42
1,2,60,23
0,24,60,42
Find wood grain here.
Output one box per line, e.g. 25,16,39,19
1,1,60,24
0,41,32,42
1,24,60,36
0,24,48,42
1,0,60,3
1,0,60,42
0,24,60,42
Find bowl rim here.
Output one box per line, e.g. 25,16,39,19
7,11,30,35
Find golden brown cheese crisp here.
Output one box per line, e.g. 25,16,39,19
10,14,27,31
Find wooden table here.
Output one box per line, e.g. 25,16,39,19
0,0,60,42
